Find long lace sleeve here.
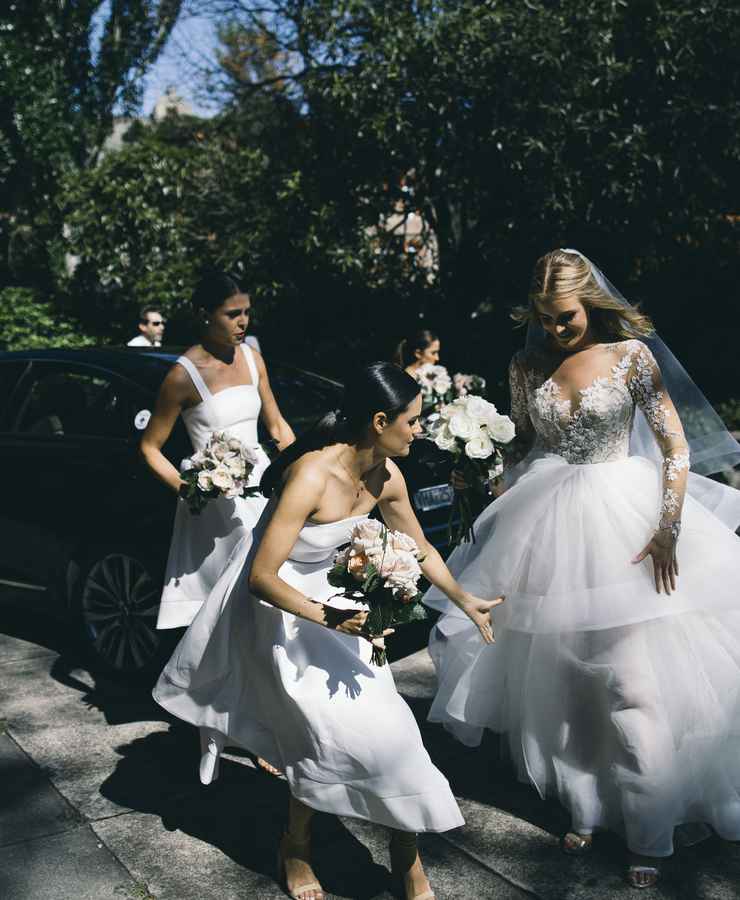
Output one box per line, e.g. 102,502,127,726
504,352,535,470
627,342,690,539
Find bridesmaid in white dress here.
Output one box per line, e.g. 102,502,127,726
425,249,740,888
393,327,441,378
153,362,502,900
140,271,294,777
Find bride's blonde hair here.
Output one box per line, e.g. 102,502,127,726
512,249,655,339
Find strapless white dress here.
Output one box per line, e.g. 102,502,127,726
425,340,740,857
157,344,270,629
153,508,464,833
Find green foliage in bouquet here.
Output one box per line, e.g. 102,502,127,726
178,469,260,515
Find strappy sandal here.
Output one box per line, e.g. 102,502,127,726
626,864,660,889
389,832,435,900
277,833,324,900
561,832,593,855
257,756,283,777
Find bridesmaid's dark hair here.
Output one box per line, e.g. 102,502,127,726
260,362,420,497
192,270,243,314
393,328,438,368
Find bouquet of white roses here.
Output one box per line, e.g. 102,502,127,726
427,395,515,546
179,431,261,514
328,520,427,665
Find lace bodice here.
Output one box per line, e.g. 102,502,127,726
508,340,690,532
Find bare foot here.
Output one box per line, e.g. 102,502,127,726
402,853,434,900
280,833,323,900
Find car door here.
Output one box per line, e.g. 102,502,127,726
0,361,146,601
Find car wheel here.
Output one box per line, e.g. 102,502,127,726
78,550,164,677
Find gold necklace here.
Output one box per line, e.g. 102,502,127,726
338,455,364,499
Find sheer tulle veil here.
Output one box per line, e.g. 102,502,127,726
524,249,740,477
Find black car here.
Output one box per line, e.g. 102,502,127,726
0,347,454,676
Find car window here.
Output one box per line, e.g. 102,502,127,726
13,368,133,439
267,368,343,435
0,361,30,426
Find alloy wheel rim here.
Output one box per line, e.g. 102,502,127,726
81,553,159,671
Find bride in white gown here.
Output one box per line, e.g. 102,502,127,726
425,249,740,888
153,362,501,900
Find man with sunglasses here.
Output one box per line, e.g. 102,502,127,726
128,307,165,347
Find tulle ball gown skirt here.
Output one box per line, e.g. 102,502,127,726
424,453,740,857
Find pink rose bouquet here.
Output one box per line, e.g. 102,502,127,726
328,519,427,665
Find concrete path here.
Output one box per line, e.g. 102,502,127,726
1,605,739,899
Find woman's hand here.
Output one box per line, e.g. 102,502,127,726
632,530,678,594
322,606,396,642
458,592,505,644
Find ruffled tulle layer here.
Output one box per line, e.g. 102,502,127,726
426,455,740,634
425,455,740,855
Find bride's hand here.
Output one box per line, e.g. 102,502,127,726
459,593,505,644
632,531,678,594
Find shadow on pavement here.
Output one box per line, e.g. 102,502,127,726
99,727,390,899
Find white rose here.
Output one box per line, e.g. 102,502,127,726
448,411,475,440
227,438,243,452
197,470,214,491
240,444,259,466
351,519,386,558
211,443,227,461
180,457,195,472
189,450,208,468
224,454,246,477
434,426,457,452
383,550,423,593
211,466,235,492
463,395,490,423
465,432,494,460
432,374,452,395
487,413,516,444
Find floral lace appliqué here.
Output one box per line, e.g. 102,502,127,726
664,450,690,482
628,346,681,439
527,352,635,464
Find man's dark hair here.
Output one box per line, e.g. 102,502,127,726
139,306,162,324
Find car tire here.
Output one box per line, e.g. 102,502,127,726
74,547,170,679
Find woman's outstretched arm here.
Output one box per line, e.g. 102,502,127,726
378,460,503,643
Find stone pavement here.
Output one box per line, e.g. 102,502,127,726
1,608,739,900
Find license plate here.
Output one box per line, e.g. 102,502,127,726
414,483,454,511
